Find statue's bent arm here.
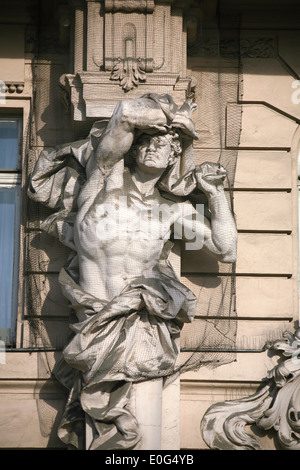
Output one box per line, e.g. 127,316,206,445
203,188,237,263
88,98,169,176
177,182,237,264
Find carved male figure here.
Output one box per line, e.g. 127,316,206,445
29,94,237,450
74,99,236,308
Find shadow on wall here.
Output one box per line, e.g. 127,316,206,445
34,352,68,449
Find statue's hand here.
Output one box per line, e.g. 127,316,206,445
171,100,199,140
171,116,199,140
195,162,227,196
119,98,169,134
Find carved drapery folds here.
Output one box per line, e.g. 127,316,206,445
201,328,300,450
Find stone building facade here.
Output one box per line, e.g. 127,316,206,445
0,0,299,450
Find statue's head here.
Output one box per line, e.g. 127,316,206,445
132,131,182,174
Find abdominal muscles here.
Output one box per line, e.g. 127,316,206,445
74,200,168,301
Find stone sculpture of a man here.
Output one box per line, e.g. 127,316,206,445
28,93,237,450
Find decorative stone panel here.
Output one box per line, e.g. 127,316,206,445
64,0,193,120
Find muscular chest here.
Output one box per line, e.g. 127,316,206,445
76,193,179,246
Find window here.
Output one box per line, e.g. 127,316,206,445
0,118,21,345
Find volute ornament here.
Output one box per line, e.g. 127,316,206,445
201,328,300,450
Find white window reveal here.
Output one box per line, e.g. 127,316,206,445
0,118,21,345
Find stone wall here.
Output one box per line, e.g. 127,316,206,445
0,0,299,450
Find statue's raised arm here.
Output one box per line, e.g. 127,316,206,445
86,94,199,176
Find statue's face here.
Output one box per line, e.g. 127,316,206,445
135,135,172,172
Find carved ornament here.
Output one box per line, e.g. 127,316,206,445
188,36,276,59
0,82,24,94
65,1,194,119
201,327,300,450
104,0,155,12
110,57,148,91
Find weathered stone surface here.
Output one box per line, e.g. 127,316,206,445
241,58,300,121
236,233,293,275
234,150,292,189
24,274,69,317
234,191,292,231
0,26,24,82
181,319,292,351
235,276,295,319
22,318,70,349
0,352,57,379
181,275,295,319
2,0,300,453
226,103,297,148
181,351,278,383
186,66,240,149
25,232,72,273
182,233,293,275
0,380,66,448
278,31,300,77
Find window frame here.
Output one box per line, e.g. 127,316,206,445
0,115,22,345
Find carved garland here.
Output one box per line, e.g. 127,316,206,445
201,328,300,450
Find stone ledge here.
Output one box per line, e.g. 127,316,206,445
0,379,66,398
0,351,60,379
65,72,193,120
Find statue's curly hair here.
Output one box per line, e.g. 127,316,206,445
130,130,182,162
163,131,182,159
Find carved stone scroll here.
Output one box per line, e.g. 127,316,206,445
201,328,300,450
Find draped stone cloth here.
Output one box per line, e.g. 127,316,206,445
28,94,198,449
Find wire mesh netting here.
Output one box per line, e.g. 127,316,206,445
177,17,242,372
